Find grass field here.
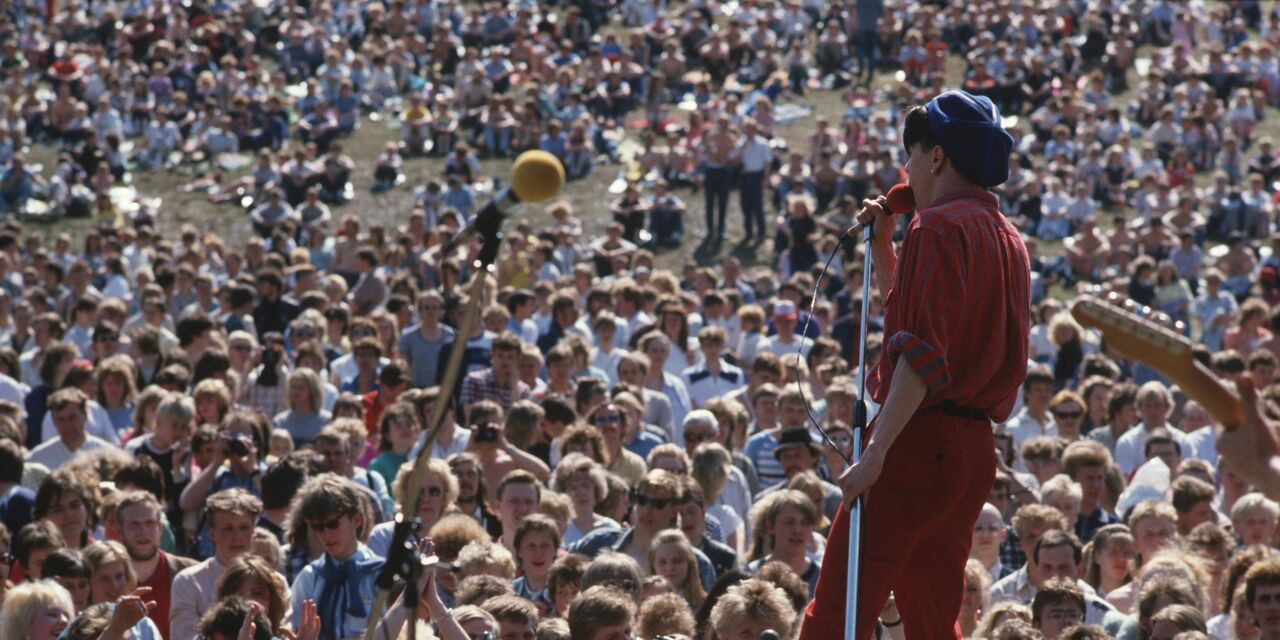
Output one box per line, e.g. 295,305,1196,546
18,65,858,274
20,37,1280,279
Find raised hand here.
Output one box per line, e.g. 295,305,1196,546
238,601,261,640
108,587,156,635
279,599,321,640
1218,374,1280,499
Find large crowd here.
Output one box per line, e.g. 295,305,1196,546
0,1,1278,640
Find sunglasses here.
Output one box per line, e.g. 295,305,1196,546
684,431,712,443
309,514,350,532
423,486,443,497
293,329,317,339
594,414,622,426
633,493,674,510
1053,410,1083,419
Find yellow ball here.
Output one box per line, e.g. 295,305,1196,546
511,150,566,203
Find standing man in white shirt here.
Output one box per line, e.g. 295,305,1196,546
1005,367,1057,470
683,326,745,412
25,388,113,470
735,119,773,244
1114,381,1194,476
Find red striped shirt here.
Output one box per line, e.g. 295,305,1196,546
869,188,1030,423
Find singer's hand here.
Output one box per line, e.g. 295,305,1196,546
857,196,893,245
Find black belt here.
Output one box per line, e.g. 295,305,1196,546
938,400,990,423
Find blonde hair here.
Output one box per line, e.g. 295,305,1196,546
392,458,459,517
286,368,324,413
193,378,234,421
646,443,690,474
457,540,516,580
647,529,706,609
550,453,609,503
709,579,796,638
83,540,138,597
1231,492,1280,522
965,558,992,613
974,602,1032,639
1041,475,1083,509
0,581,74,639
153,392,195,427
1135,381,1173,416
539,490,573,530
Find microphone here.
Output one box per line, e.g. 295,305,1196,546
846,183,916,236
453,150,566,265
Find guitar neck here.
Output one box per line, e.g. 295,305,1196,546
1166,358,1244,431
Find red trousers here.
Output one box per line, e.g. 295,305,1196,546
799,408,995,640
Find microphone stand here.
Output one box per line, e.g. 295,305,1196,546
364,187,515,640
844,221,874,640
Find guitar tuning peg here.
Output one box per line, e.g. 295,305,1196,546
1141,306,1153,317
1174,320,1187,333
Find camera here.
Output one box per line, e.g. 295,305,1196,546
472,422,499,443
261,346,280,367
225,433,253,457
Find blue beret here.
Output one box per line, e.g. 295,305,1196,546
925,90,1015,188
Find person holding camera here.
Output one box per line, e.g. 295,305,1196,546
179,409,267,558
243,333,290,421
464,403,551,494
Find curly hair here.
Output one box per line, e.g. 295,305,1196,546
709,579,796,639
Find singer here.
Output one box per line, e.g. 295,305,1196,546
800,89,1031,639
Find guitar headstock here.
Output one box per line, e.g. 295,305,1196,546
1070,291,1244,430
1070,293,1193,372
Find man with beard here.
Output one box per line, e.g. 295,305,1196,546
117,491,195,640
448,452,502,538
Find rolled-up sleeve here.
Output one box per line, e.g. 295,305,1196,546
882,227,965,394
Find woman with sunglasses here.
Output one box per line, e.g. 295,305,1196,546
589,402,646,488
368,458,458,559
1049,390,1087,442
567,469,717,593
818,422,855,479
550,453,618,546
